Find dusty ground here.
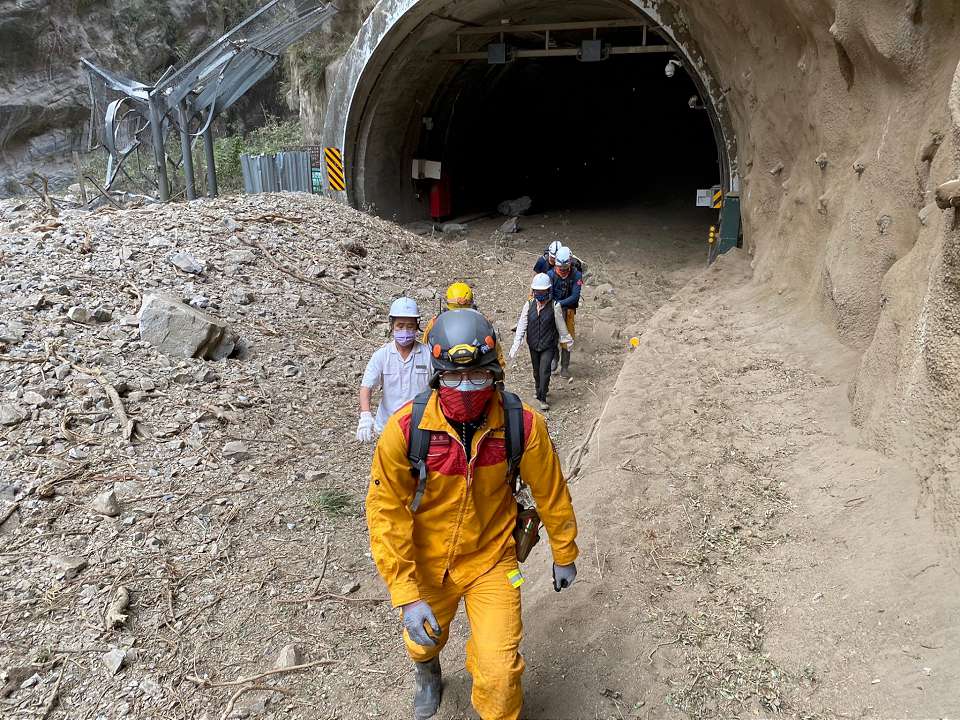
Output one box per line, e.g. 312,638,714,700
3,192,957,720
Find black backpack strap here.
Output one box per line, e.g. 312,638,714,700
407,389,434,512
500,391,526,493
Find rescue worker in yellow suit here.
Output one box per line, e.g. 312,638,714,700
366,309,579,720
422,282,507,372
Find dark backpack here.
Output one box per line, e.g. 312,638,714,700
407,389,525,512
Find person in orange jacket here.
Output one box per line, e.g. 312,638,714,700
366,309,579,720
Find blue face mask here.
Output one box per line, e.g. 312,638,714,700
533,292,551,303
393,329,416,347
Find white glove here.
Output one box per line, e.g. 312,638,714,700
356,411,375,443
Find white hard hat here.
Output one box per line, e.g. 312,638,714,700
555,246,572,265
546,240,563,258
531,273,552,291
389,297,420,319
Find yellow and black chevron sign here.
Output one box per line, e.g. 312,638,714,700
712,189,723,209
324,147,345,191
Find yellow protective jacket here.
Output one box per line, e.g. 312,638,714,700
366,391,578,607
422,312,507,371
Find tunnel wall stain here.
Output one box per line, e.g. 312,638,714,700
322,0,960,478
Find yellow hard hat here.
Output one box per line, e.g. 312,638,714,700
445,282,474,308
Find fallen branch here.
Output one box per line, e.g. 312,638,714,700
68,363,141,441
40,659,67,720
0,500,21,530
0,355,47,364
219,684,289,720
275,593,390,605
565,417,601,482
186,659,337,689
647,634,683,665
237,236,377,309
310,533,331,595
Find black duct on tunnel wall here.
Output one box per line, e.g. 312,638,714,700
421,52,720,217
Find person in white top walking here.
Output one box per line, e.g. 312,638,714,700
356,297,432,442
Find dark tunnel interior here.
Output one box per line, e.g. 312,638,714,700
417,48,721,218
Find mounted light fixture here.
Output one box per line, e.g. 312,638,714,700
665,58,682,77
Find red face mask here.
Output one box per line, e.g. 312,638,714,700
556,265,571,278
438,386,494,422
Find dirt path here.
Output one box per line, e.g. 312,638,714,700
503,252,960,719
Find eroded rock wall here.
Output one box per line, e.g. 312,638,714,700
652,0,960,474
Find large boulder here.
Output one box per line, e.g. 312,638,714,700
138,293,238,360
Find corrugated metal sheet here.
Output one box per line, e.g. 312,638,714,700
241,151,312,194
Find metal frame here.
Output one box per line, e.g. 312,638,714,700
81,0,337,202
438,19,667,62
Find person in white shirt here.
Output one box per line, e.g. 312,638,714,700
356,297,432,442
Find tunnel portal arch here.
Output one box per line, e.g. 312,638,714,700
322,0,738,221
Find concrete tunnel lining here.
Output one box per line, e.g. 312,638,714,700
322,0,739,221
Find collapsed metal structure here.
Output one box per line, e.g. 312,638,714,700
81,0,336,202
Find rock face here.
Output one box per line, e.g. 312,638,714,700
0,0,292,194
138,293,237,361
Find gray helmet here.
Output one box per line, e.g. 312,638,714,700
426,308,503,386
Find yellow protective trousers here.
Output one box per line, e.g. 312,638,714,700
563,308,576,350
404,553,524,720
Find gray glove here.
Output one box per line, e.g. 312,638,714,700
553,562,577,592
402,600,441,647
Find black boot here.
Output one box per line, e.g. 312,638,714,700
413,658,442,719
560,349,571,378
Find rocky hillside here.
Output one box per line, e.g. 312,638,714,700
0,0,298,194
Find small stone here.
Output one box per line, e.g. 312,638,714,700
222,440,251,461
92,306,113,322
0,403,25,426
815,152,828,170
22,391,48,408
340,581,360,595
499,216,520,233
21,293,48,309
168,251,205,274
49,554,87,579
195,368,217,383
440,223,468,234
20,673,41,689
69,446,90,461
225,248,256,265
188,295,210,309
274,643,304,669
305,470,328,482
853,160,866,176
102,647,127,675
414,287,437,300
54,364,71,380
92,489,120,516
67,306,91,323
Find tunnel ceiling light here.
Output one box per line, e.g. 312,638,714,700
665,58,682,77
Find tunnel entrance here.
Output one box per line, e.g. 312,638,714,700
422,50,720,218
323,0,737,244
